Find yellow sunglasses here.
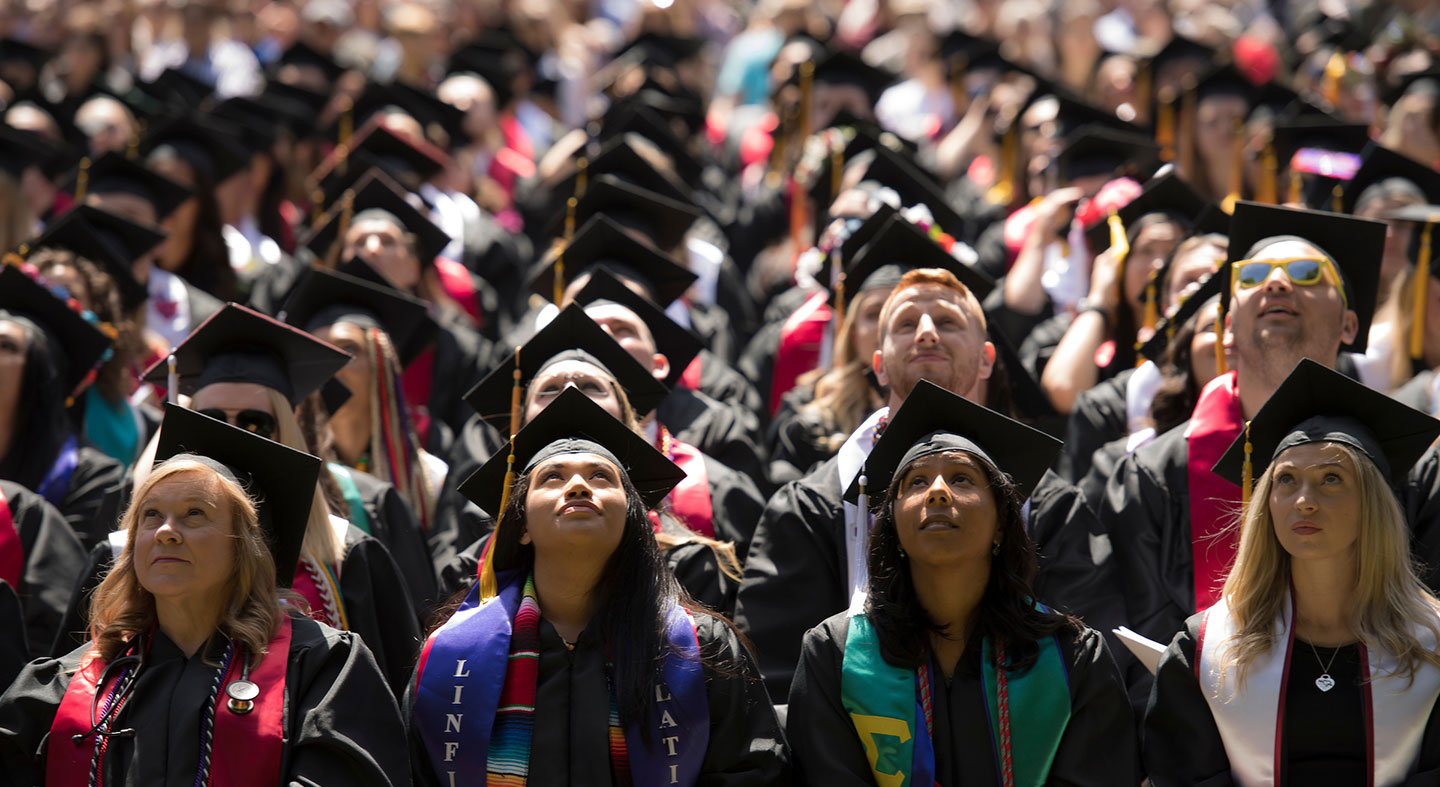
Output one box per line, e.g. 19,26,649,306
1231,257,1347,308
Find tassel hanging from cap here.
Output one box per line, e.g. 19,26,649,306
1257,141,1278,204
573,156,588,203
74,157,91,203
1134,67,1152,125
986,124,1017,206
831,143,844,200
1142,270,1159,332
1322,52,1346,109
1240,420,1253,507
479,347,524,602
167,353,179,405
797,61,814,143
1332,183,1345,213
1107,211,1130,265
1411,222,1434,362
1155,90,1176,163
767,104,789,191
1214,300,1228,375
1287,170,1303,205
1178,86,1198,180
1223,118,1244,213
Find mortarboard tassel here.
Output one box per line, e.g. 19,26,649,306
1257,141,1278,204
1411,222,1434,361
986,124,1017,206
831,144,844,199
1134,67,1152,125
1223,118,1244,213
1107,211,1130,265
1287,170,1303,205
1215,300,1228,375
1240,420,1253,507
167,353,178,405
797,60,814,142
74,157,91,203
1178,85,1197,181
832,253,847,365
1142,270,1159,332
767,105,789,191
127,119,145,160
1322,52,1346,109
574,156,588,202
1332,184,1344,214
1,251,23,267
1155,90,1176,163
324,191,355,269
311,188,326,224
480,347,524,602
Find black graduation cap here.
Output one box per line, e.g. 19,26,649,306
1137,269,1225,362
331,81,466,147
139,115,250,184
854,145,966,238
302,168,452,265
843,379,1062,505
276,41,346,84
458,386,685,518
263,79,330,116
1213,358,1440,489
1384,67,1440,108
463,304,670,431
1149,33,1217,75
140,303,352,407
1338,142,1440,214
314,121,450,192
153,403,322,587
1222,201,1386,353
210,97,282,154
1084,168,1213,254
1190,63,1256,104
447,31,536,109
598,104,703,184
843,214,995,306
615,32,707,67
0,37,51,75
1270,116,1373,174
542,173,702,251
833,203,900,271
808,50,897,107
1046,88,1146,137
0,264,112,397
66,152,193,220
281,265,439,367
531,213,698,306
26,204,165,310
805,118,917,218
141,68,215,109
1056,124,1161,183
546,134,693,212
571,267,703,388
0,124,66,179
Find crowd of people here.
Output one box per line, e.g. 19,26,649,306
1,0,1440,783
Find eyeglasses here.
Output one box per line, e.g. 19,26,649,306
197,408,277,440
1231,257,1347,308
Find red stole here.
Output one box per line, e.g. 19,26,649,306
432,257,482,329
402,346,436,443
47,618,293,787
665,438,715,538
291,563,339,629
1185,371,1244,612
679,355,703,391
770,290,831,417
0,485,22,590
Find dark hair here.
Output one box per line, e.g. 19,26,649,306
864,450,1078,673
0,318,73,490
146,149,238,301
30,248,142,403
1149,308,1208,436
488,466,710,731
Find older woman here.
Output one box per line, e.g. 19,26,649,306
409,388,788,785
787,380,1138,786
1145,359,1440,786
0,404,407,786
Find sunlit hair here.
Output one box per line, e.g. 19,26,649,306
876,268,986,344
31,248,144,404
1378,266,1425,392
350,323,433,531
89,459,282,667
1217,442,1440,691
798,287,886,454
865,449,1078,672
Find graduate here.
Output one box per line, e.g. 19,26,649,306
0,404,408,786
736,264,997,701
1145,360,1440,786
788,381,1137,786
1058,202,1386,714
409,388,789,785
454,305,749,612
0,263,126,545
0,478,86,661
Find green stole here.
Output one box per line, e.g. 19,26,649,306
840,610,1072,787
327,463,370,535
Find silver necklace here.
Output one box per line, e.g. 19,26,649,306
1309,641,1341,692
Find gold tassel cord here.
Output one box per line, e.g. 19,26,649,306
1411,222,1434,361
74,157,91,203
1178,86,1197,181
1288,170,1303,205
1142,270,1159,332
574,156,588,202
1107,211,1130,265
480,347,524,602
797,60,814,142
1241,420,1253,507
830,144,843,201
986,125,1017,206
1322,52,1346,109
1222,118,1244,213
1215,301,1228,375
1155,91,1176,163
1332,184,1344,214
1257,142,1278,205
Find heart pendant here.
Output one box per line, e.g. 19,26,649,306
1315,674,1336,692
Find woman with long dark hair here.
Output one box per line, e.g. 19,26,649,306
408,388,788,785
0,405,408,785
787,381,1137,785
0,263,125,544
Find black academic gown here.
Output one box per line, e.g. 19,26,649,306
686,349,765,424
1,481,86,660
766,384,831,486
656,388,768,490
1056,369,1133,483
0,581,26,689
337,466,441,617
426,307,494,438
1143,616,1440,787
0,616,409,787
686,299,739,366
787,613,1138,787
51,445,125,549
405,612,790,786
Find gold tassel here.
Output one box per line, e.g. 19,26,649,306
832,269,847,364
1412,222,1434,361
1257,141,1278,204
1142,271,1159,332
1107,211,1130,264
323,191,355,269
767,104,789,190
1322,52,1346,108
986,124,1017,206
1288,170,1303,205
1215,300,1228,375
563,194,579,243
480,347,524,602
74,156,91,202
1134,67,1152,124
1155,89,1176,163
1332,183,1344,213
340,107,353,148
574,156,588,201
1222,118,1244,213
127,119,145,160
311,188,326,223
1241,420,1253,507
797,60,814,140
1,251,24,267
1178,86,1197,180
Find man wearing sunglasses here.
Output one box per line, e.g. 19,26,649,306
1049,201,1386,717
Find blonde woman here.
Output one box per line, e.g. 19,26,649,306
1145,359,1440,786
0,405,407,786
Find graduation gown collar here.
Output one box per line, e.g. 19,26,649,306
839,407,889,605
1184,371,1243,611
1197,592,1440,786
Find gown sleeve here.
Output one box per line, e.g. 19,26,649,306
0,580,28,689
336,532,424,699
702,454,766,560
58,448,124,547
6,481,87,659
785,614,878,786
0,647,81,787
49,541,111,656
1141,618,1234,787
694,613,792,785
283,618,413,786
355,471,441,618
1048,627,1141,786
733,470,847,701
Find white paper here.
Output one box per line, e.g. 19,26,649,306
1114,626,1166,675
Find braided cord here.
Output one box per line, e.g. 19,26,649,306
88,663,135,787
193,640,236,787
302,555,345,629
997,642,1013,787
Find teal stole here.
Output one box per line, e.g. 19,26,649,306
327,463,370,534
840,611,1071,787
